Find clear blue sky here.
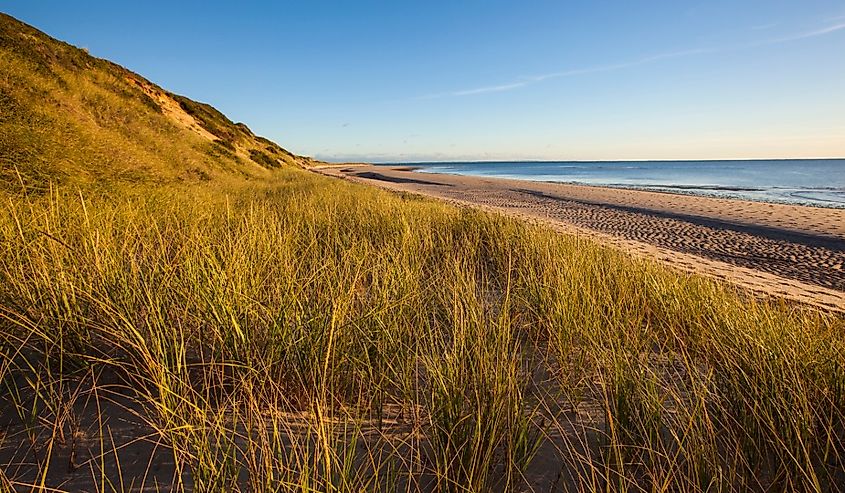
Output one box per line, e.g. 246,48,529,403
4,1,844,161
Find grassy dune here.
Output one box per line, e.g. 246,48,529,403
1,168,843,492
0,13,310,193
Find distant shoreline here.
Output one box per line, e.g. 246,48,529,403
443,180,845,210
371,158,845,210
374,157,845,165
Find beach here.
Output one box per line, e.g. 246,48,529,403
317,164,845,312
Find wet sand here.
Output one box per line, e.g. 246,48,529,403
316,164,845,313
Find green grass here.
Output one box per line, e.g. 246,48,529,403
1,168,843,492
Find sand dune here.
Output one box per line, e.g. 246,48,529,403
317,164,845,312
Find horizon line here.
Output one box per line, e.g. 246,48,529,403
358,156,845,165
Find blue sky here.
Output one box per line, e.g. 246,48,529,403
4,1,844,161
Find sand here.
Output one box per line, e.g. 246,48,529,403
127,77,218,142
316,164,845,313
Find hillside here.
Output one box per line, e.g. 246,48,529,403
0,12,312,192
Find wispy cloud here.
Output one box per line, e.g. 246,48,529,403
450,81,532,96
756,21,845,45
423,48,711,99
540,48,712,78
424,18,845,99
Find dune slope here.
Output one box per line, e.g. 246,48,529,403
0,12,311,192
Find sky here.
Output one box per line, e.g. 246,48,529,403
3,1,845,162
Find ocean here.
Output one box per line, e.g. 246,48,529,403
405,159,845,208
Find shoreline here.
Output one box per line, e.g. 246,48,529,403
404,166,845,210
315,163,845,312
415,173,845,210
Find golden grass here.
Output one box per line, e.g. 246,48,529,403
1,168,843,492
1,12,311,194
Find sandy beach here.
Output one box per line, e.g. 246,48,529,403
317,164,845,312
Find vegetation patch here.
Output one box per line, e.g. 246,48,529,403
1,168,843,492
249,148,280,168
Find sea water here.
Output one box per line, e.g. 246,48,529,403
405,159,845,208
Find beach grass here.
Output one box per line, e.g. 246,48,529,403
1,167,843,492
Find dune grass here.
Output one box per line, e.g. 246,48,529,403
1,12,311,195
0,168,843,492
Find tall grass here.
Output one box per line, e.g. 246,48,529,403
1,14,307,193
1,168,843,491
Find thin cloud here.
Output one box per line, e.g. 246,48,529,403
423,19,845,99
425,48,711,99
757,21,845,44
537,48,711,80
451,81,532,96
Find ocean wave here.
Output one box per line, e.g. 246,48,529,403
640,184,766,192
788,190,845,205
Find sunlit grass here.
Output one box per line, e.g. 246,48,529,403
1,168,843,492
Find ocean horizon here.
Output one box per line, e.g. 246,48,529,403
392,158,845,208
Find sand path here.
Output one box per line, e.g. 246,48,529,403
316,164,845,313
